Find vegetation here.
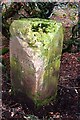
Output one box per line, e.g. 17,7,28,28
2,2,57,38
63,22,80,53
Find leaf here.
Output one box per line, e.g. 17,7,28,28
0,47,9,55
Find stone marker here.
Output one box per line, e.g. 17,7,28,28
10,18,63,106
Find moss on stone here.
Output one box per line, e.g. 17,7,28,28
10,18,64,107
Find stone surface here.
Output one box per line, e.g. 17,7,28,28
10,18,63,106
50,7,78,41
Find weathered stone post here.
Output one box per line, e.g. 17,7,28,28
10,18,63,106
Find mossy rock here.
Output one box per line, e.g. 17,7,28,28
10,18,64,107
